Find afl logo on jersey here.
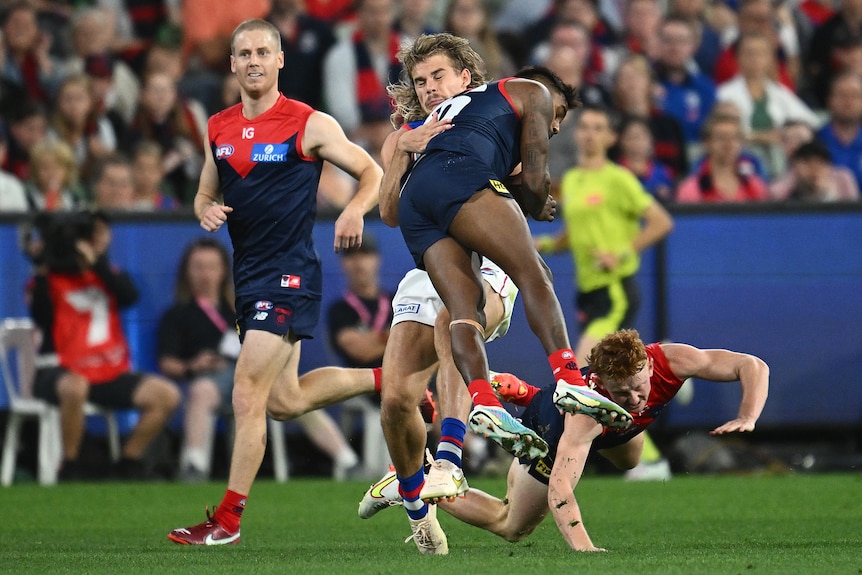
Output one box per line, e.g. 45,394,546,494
215,144,234,159
251,143,288,162
254,300,273,311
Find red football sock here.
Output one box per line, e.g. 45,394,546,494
467,379,502,408
372,367,382,394
548,349,586,386
213,489,246,533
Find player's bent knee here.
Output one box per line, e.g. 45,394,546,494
266,396,306,421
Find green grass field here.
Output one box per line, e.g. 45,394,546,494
1,473,859,575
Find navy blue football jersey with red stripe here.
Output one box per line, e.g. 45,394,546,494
419,79,522,178
208,95,323,300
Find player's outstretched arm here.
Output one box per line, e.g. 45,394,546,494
662,343,769,435
304,111,384,252
194,126,232,232
548,414,607,552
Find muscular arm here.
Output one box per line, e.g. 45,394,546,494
379,128,408,227
547,414,606,552
662,343,769,434
303,111,383,252
379,115,453,227
508,80,554,219
193,126,232,232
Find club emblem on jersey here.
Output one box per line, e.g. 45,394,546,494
281,275,301,289
215,144,234,159
255,300,273,311
251,143,288,162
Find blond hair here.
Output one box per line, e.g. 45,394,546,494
387,33,487,126
587,329,648,381
231,18,281,55
30,139,79,190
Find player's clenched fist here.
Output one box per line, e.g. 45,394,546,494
200,204,233,232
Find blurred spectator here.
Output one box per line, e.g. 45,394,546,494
130,141,180,210
28,210,181,480
542,42,610,187
179,0,270,114
25,139,83,211
0,120,27,211
395,0,438,41
653,16,717,145
157,238,238,482
323,0,401,160
327,234,392,370
668,0,724,76
91,154,135,210
807,0,862,108
444,0,516,80
716,32,820,177
67,8,141,126
610,53,689,180
267,0,336,110
524,0,619,60
792,0,834,81
531,18,609,86
676,112,770,203
770,140,860,201
816,72,862,189
713,0,800,90
778,119,816,158
47,74,117,182
83,54,131,145
616,114,676,203
718,33,820,139
617,0,663,60
0,2,65,105
181,0,270,73
143,41,184,83
4,101,48,181
127,71,207,203
696,99,769,180
304,0,355,21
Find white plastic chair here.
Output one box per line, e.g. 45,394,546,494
339,396,389,480
0,318,121,486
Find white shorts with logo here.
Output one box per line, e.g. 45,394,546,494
390,257,519,342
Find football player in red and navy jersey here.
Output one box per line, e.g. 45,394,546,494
433,329,769,551
168,18,382,546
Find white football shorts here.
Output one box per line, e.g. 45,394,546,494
390,257,519,342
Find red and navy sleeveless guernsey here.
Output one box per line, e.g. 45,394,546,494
208,95,324,300
421,79,522,177
518,343,686,481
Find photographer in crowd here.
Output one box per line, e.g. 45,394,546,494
26,210,180,481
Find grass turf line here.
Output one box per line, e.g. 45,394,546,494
0,473,859,575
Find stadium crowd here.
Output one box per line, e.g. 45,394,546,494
1,0,861,214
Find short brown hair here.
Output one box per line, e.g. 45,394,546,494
587,329,648,381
